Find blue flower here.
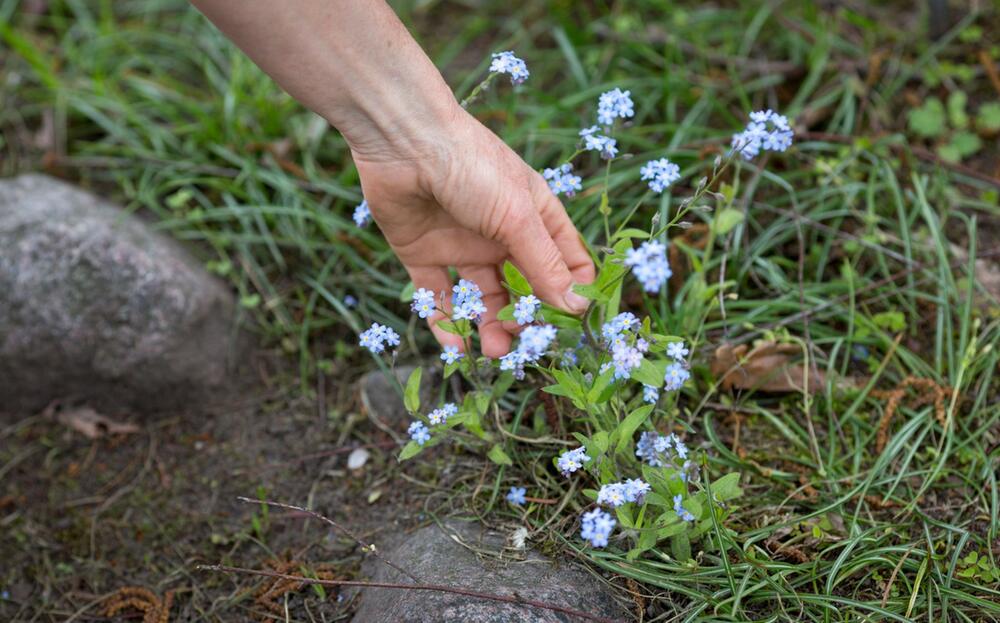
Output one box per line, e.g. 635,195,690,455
635,431,689,467
513,294,541,325
601,312,639,345
666,341,689,361
500,324,557,379
625,241,672,293
452,279,486,322
440,345,464,365
506,486,527,506
597,88,634,126
411,287,437,319
611,343,643,380
597,482,627,507
642,384,659,403
640,158,681,193
663,362,690,391
731,110,793,160
673,494,696,522
343,295,358,308
543,163,583,197
557,446,591,476
353,200,371,227
359,322,400,354
490,51,529,85
579,126,618,159
623,478,651,503
408,421,431,445
580,508,616,548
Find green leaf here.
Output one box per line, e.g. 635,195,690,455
632,358,667,388
598,191,610,216
614,404,654,454
937,131,982,163
487,444,513,466
907,97,947,138
539,306,583,330
496,304,516,322
591,431,610,455
977,102,1000,131
613,228,650,241
872,310,906,332
399,281,416,303
435,320,463,336
712,208,744,235
503,261,532,296
398,440,423,461
671,533,692,562
710,472,743,502
586,367,616,404
403,367,422,413
571,282,608,302
947,90,969,129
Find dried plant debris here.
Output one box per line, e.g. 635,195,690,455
872,376,951,453
103,587,173,623
254,559,340,616
712,341,826,393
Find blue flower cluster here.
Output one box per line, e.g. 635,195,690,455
499,324,557,379
635,431,689,467
353,200,371,227
640,158,681,194
642,384,660,403
664,361,690,391
557,446,591,476
440,345,463,365
597,88,634,126
625,240,672,293
513,294,540,325
489,51,529,85
580,508,616,548
451,279,486,322
542,164,582,197
408,421,430,445
359,322,400,354
597,478,650,508
411,287,436,319
427,402,458,425
673,494,695,522
580,126,618,159
601,312,646,380
506,486,527,506
731,109,793,160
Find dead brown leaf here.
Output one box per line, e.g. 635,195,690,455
46,403,139,439
711,340,825,393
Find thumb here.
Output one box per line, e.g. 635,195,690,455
497,207,589,314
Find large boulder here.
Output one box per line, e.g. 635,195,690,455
0,174,246,415
352,520,628,622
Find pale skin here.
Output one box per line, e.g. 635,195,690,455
191,0,595,357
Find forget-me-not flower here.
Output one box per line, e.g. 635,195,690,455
580,508,616,548
557,446,591,476
359,322,400,354
353,200,371,227
579,126,618,159
597,482,627,507
500,324,557,379
625,241,672,293
663,361,690,391
452,279,486,322
731,109,793,160
542,163,582,197
513,295,541,325
411,288,436,319
640,158,681,194
642,384,660,403
597,88,634,126
666,341,689,361
506,486,527,506
490,51,529,85
440,345,463,365
674,494,696,522
408,421,431,445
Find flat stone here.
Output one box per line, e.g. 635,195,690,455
0,174,246,415
352,520,627,622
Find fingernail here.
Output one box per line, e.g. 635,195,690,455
564,288,589,314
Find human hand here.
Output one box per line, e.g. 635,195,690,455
353,107,595,357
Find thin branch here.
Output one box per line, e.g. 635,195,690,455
235,496,420,584
197,564,620,623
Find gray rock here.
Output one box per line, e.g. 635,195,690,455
359,364,437,432
353,520,628,622
0,174,245,415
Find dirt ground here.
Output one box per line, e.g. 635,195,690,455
0,356,446,622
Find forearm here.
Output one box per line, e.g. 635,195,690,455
190,0,460,159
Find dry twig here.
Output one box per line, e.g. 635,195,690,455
103,587,173,623
871,376,951,452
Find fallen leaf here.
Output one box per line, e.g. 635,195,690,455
711,340,825,393
51,405,139,439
